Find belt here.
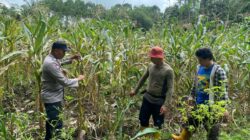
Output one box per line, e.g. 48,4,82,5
146,91,165,99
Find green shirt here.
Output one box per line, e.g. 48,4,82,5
134,62,174,106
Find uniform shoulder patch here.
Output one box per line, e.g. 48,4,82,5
52,62,61,70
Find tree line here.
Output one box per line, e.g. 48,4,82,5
1,0,249,30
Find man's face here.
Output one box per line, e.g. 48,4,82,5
150,57,163,65
197,57,211,67
53,49,65,59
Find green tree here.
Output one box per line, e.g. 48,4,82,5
130,6,154,31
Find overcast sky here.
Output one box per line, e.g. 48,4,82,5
1,0,178,12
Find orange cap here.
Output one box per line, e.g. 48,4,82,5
149,46,164,58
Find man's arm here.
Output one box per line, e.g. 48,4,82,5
60,58,72,66
215,68,228,101
164,69,174,106
215,67,229,120
134,68,149,94
47,62,79,87
60,54,81,66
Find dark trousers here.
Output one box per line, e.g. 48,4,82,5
44,102,63,140
185,116,220,140
139,97,164,129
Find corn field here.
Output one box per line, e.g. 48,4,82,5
0,9,249,140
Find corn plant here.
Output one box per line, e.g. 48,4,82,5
0,9,249,139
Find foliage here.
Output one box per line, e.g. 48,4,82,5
0,1,249,139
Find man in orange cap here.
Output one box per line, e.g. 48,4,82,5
130,46,174,130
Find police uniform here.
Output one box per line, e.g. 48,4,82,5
41,54,78,140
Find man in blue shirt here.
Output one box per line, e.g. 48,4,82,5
172,48,229,140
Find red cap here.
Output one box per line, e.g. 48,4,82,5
149,46,164,58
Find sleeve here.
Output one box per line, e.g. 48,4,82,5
134,67,149,94
47,62,79,87
60,58,72,66
164,69,174,106
215,68,228,101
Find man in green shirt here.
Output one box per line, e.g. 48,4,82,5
130,46,174,129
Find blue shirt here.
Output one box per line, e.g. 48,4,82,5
196,65,214,104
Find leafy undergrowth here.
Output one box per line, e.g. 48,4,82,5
0,7,249,140
0,87,249,139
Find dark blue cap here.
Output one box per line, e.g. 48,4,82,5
52,41,70,51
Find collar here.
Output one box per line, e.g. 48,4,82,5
154,62,165,69
48,54,60,63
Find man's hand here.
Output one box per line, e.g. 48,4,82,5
62,69,68,76
129,90,136,97
160,105,167,115
70,54,81,61
223,110,229,123
77,75,85,81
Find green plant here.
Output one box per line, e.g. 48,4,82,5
0,6,249,139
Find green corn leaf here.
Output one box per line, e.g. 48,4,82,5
0,50,28,62
34,20,47,54
131,127,160,140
